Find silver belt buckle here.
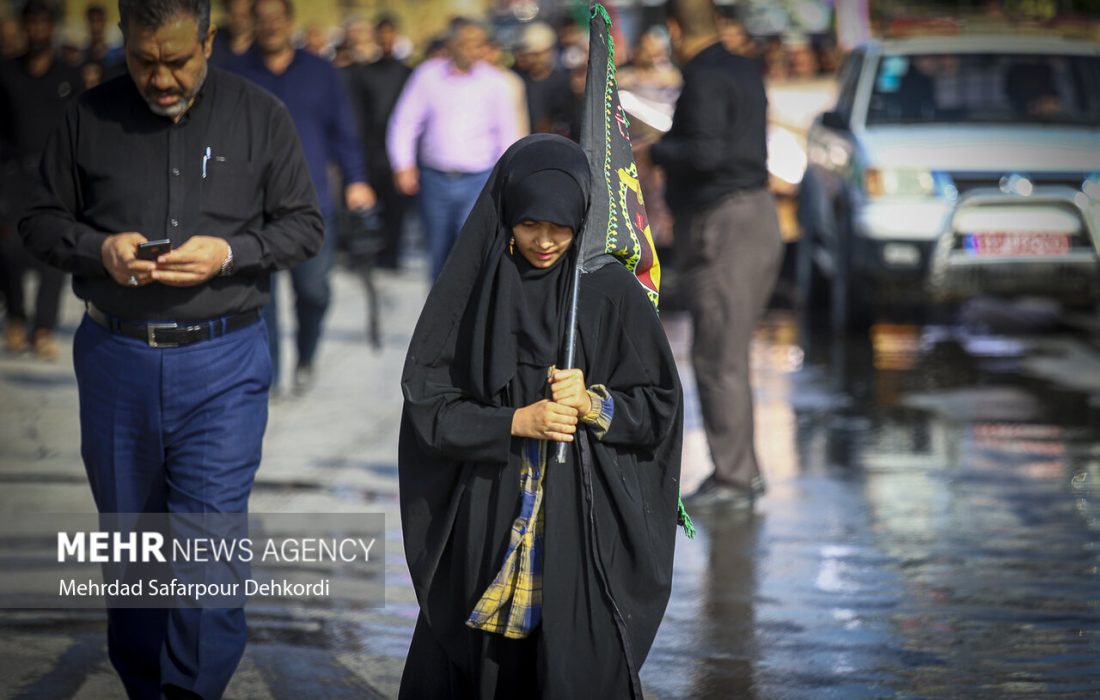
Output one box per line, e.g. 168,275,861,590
146,322,179,348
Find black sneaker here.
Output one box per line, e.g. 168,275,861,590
685,477,755,510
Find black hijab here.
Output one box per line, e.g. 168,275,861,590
504,150,589,368
404,134,591,403
503,166,587,232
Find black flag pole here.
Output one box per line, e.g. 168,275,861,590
555,268,583,464
554,4,611,464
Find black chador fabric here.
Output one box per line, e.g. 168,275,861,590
398,134,684,699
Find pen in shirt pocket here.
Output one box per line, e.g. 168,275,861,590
201,147,229,178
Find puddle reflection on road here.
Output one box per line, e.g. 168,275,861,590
644,304,1100,698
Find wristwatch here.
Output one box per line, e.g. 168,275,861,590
219,243,235,277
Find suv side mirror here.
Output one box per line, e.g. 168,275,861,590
821,111,848,131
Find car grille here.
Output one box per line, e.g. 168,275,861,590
945,171,1087,196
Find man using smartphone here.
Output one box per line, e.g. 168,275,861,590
19,1,323,697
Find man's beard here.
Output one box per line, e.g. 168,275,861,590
144,62,207,118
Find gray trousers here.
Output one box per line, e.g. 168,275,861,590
678,188,783,493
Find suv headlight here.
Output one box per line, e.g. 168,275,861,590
1084,173,1100,200
864,167,935,198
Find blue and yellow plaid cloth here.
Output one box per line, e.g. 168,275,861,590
466,385,614,638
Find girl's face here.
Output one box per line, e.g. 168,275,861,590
512,220,575,269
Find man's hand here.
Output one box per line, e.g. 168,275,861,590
345,182,377,210
549,368,592,418
394,167,419,196
511,400,578,442
101,232,156,287
151,236,229,287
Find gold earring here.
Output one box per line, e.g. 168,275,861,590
508,237,515,255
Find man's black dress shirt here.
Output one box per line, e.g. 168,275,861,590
651,43,769,214
19,67,323,321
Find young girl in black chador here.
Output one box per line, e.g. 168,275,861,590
398,134,683,699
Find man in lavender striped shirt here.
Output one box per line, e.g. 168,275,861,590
387,18,523,281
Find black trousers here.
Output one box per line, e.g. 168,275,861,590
369,159,408,269
0,227,65,332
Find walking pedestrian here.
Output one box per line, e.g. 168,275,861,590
514,21,570,135
651,0,783,510
332,14,374,69
226,0,374,394
398,134,683,698
0,0,83,359
344,16,411,270
617,26,682,106
209,0,253,67
82,3,124,68
19,0,323,695
302,22,331,59
387,17,522,282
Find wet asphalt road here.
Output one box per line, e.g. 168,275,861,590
646,299,1100,699
2,267,1099,698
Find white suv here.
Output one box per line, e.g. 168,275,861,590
797,34,1100,329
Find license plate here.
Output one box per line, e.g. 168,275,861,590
964,232,1070,257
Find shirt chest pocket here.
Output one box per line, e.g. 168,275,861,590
200,156,260,222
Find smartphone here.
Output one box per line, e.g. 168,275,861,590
136,239,172,261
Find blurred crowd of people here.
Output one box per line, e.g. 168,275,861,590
716,13,841,82
0,0,840,365
1,1,123,90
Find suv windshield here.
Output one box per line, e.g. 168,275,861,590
865,52,1100,126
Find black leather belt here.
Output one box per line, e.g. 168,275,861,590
86,303,261,348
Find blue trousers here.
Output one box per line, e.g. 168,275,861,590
418,167,491,281
262,217,334,386
73,313,272,700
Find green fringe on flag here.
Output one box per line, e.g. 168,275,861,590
677,490,696,539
